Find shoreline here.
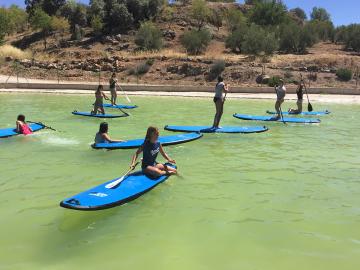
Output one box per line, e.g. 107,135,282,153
1,88,360,104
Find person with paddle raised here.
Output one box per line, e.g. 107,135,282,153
92,85,109,115
16,114,33,135
130,126,177,177
109,73,118,106
273,79,286,120
94,122,125,144
288,80,305,114
212,76,229,129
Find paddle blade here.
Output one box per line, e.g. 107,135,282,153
308,103,313,112
105,176,125,189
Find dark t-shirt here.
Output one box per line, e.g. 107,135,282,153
142,140,160,169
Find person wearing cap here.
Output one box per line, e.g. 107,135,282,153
274,79,286,120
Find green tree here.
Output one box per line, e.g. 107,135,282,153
50,16,69,41
7,5,28,33
310,7,331,22
89,0,105,19
0,8,11,44
226,8,246,31
225,24,248,53
249,0,287,26
209,9,223,30
180,28,211,55
29,8,52,49
25,0,66,16
279,22,316,53
191,0,210,30
290,7,307,21
104,1,133,33
241,24,278,55
135,21,163,50
91,15,104,36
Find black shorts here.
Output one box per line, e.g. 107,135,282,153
213,97,220,103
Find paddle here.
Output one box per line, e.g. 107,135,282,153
27,121,59,132
116,82,131,103
300,74,313,112
112,103,130,117
105,162,140,189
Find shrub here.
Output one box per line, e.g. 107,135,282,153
209,9,223,30
29,8,52,48
90,15,103,36
336,68,353,81
249,1,287,26
226,8,245,31
180,28,211,55
208,59,225,81
0,45,31,61
104,2,133,33
337,24,360,52
241,24,278,55
225,24,248,53
146,58,155,66
50,16,70,39
268,76,282,87
191,0,210,30
135,21,163,50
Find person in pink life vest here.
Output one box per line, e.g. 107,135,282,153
16,114,33,135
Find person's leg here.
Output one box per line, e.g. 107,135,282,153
212,99,219,128
157,163,177,174
297,100,303,113
274,100,281,119
214,100,222,128
114,92,117,105
92,104,99,115
99,106,105,114
216,101,224,127
144,165,167,177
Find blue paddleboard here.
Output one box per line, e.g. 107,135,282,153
103,104,138,109
72,111,128,118
0,123,45,138
266,110,330,116
92,132,202,149
233,114,320,124
164,125,268,133
60,163,177,210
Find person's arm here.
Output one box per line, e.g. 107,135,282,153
130,146,143,169
102,133,125,143
16,121,21,132
224,83,229,93
102,91,109,100
159,145,176,163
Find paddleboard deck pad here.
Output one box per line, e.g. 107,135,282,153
164,125,268,133
0,123,45,138
233,114,320,124
103,104,138,109
72,111,128,118
266,110,330,116
92,132,202,149
60,163,177,210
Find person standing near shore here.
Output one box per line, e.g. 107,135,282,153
109,73,118,105
288,80,304,114
212,76,229,128
274,79,286,120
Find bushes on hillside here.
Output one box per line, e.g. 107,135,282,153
180,28,211,55
336,68,352,81
135,22,163,50
249,1,287,26
335,24,360,52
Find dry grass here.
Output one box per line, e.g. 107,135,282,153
0,45,31,61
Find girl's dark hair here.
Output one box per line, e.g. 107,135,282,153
17,114,25,122
99,122,108,133
97,85,103,92
217,76,224,82
145,126,159,141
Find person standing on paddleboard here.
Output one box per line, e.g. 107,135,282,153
109,73,118,105
92,85,109,115
130,127,177,177
274,79,286,120
94,122,125,144
212,76,229,128
16,114,33,135
288,80,304,114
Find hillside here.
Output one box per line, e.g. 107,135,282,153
0,2,359,89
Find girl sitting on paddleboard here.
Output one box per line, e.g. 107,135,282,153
94,122,125,144
92,85,109,115
274,79,286,120
212,76,229,128
109,73,117,106
16,114,33,135
130,126,177,177
288,80,304,114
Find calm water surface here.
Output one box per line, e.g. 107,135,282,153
0,93,359,270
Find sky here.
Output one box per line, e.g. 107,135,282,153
0,0,359,26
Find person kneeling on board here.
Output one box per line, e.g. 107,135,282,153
130,126,177,177
94,122,125,144
288,80,304,114
212,76,229,128
273,79,286,120
92,85,109,115
16,114,33,135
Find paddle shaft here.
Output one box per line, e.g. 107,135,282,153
27,121,58,132
116,82,131,103
300,74,313,111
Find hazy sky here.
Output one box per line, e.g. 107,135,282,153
0,0,359,26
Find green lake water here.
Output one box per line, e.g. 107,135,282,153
0,93,359,270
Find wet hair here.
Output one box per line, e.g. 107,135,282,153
218,76,224,82
17,114,25,122
96,85,103,92
145,126,159,142
99,122,108,134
